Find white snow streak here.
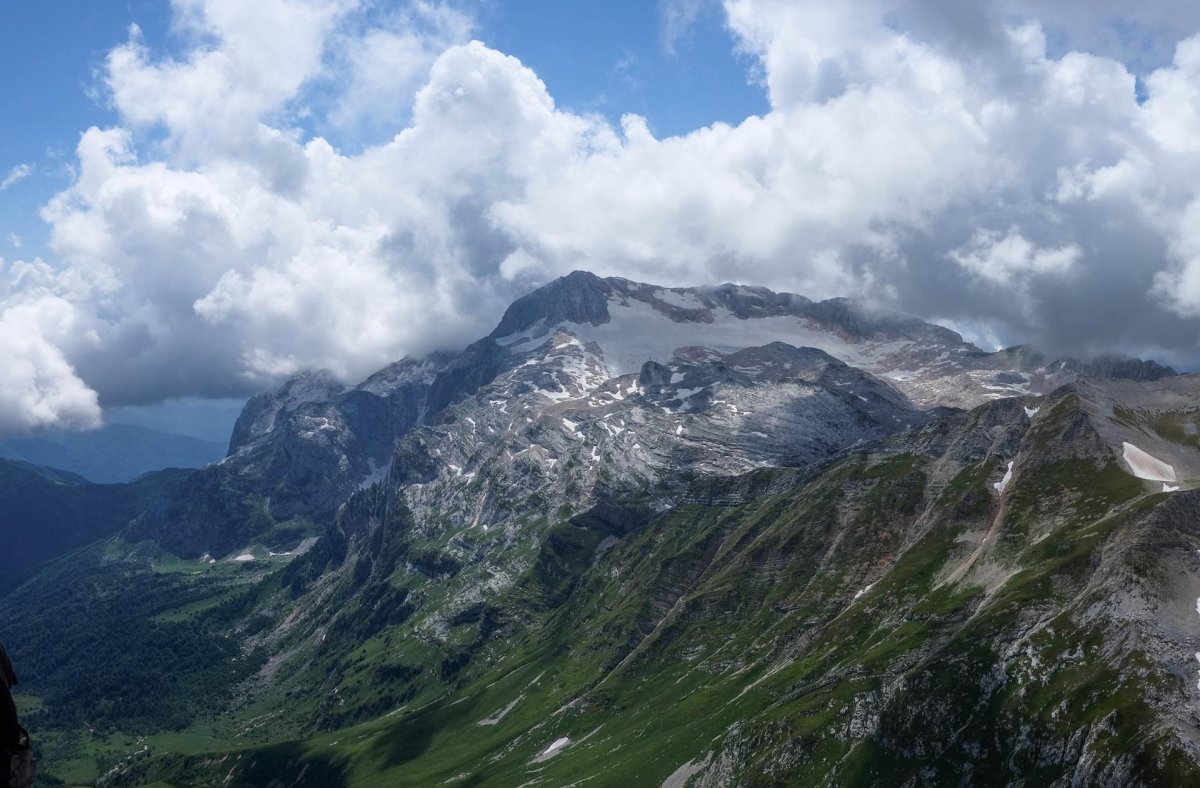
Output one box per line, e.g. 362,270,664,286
994,461,1014,494
533,736,571,762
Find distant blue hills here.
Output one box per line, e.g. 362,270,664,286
0,423,226,483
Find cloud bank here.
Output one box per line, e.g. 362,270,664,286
5,0,1200,431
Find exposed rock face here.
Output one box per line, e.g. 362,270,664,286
490,269,614,336
228,369,347,455
487,272,1176,410
128,356,455,556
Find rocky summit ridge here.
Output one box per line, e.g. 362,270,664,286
126,271,1171,560
0,271,1195,788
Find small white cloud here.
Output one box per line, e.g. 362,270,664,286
0,164,33,191
6,234,19,249
660,0,710,55
952,229,1081,286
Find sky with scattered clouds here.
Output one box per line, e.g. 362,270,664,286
3,0,1200,433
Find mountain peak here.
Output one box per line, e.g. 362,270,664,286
227,369,346,455
490,270,614,338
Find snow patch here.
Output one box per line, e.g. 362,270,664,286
358,459,388,490
566,297,884,377
655,289,705,310
1122,442,1177,483
661,754,712,788
674,386,709,400
233,553,255,562
1164,483,1181,493
994,461,1014,494
1024,406,1040,418
534,736,571,762
494,318,547,348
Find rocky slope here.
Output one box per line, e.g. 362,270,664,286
487,271,1173,410
125,357,454,557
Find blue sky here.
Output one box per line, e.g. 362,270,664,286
0,1,164,260
481,1,765,136
0,0,765,264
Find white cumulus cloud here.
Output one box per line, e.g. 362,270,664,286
1,0,1200,431
0,263,101,432
952,230,1081,285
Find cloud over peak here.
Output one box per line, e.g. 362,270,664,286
4,0,1200,431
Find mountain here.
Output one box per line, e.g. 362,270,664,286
105,397,249,443
0,423,226,484
122,272,1172,559
0,271,1192,787
486,271,1173,410
96,378,1200,787
124,357,453,558
0,460,180,595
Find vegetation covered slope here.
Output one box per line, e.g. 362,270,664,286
85,384,1200,786
0,460,183,595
